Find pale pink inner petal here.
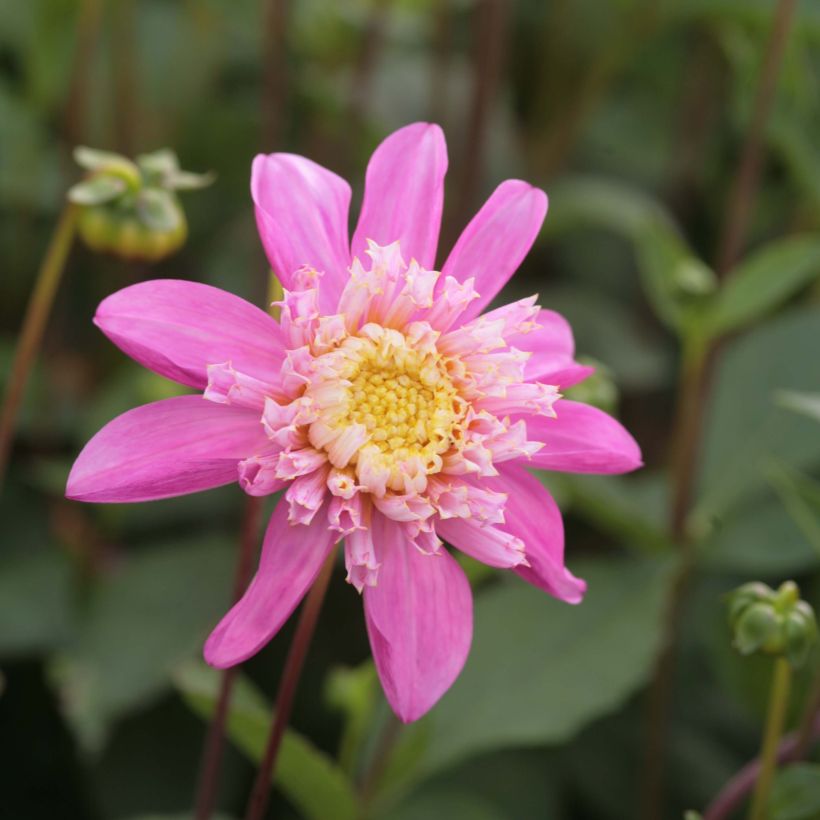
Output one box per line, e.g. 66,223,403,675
351,122,448,270
95,280,286,390
66,396,270,503
252,153,352,311
204,498,338,668
363,513,472,723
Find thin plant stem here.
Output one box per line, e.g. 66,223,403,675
447,0,509,250
703,713,820,820
193,494,265,820
63,0,105,147
793,664,820,760
640,1,798,815
192,271,282,819
748,658,793,820
244,550,336,820
359,713,402,807
0,204,78,490
714,0,799,276
261,0,290,149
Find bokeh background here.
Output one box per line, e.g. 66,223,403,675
3,1,820,818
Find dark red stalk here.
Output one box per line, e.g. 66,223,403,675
244,550,336,820
640,2,799,817
193,495,264,820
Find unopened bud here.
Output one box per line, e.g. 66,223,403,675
727,580,818,668
67,146,213,262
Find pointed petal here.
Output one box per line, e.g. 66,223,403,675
66,396,268,502
436,516,527,568
252,153,352,311
488,464,586,603
351,123,447,270
506,308,593,386
364,515,472,723
522,400,643,474
442,180,547,323
204,497,338,667
95,280,286,390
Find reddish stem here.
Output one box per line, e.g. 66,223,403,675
193,495,264,820
244,550,336,820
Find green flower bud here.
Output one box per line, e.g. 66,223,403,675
727,580,818,668
734,602,780,656
67,146,212,262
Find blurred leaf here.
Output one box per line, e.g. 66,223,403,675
771,763,820,820
540,286,671,391
778,391,820,424
702,492,820,576
697,309,820,521
174,660,359,820
325,661,379,776
383,788,509,820
0,549,75,656
557,473,671,554
135,189,183,232
52,537,235,750
705,237,820,337
385,557,674,794
67,175,127,205
546,176,715,332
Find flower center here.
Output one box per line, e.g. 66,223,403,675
307,323,466,494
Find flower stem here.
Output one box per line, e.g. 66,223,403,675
244,550,336,820
0,204,78,489
640,1,797,813
704,713,820,820
748,658,792,820
193,494,264,820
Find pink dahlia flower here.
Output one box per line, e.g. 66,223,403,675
66,123,641,722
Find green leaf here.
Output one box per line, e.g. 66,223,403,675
73,146,141,187
51,537,235,750
545,176,715,332
771,763,820,820
705,237,820,336
136,148,180,177
135,189,183,232
0,549,75,656
386,557,674,793
174,661,359,820
166,169,216,191
67,174,127,205
778,391,820,424
696,309,820,521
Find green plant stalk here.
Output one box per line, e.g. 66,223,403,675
0,204,78,489
749,658,792,820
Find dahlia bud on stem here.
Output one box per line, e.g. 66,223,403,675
727,580,818,820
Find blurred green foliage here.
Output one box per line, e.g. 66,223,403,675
2,0,820,818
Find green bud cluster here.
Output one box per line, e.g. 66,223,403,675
67,147,214,262
728,580,818,668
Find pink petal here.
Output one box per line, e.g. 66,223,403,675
506,308,593,386
488,464,586,604
441,180,548,324
351,123,447,270
66,396,269,502
95,280,285,390
435,517,527,568
204,497,338,667
252,153,352,311
522,400,643,474
364,514,472,723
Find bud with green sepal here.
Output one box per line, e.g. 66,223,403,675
67,147,214,262
728,580,818,668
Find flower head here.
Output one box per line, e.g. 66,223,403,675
66,124,642,722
